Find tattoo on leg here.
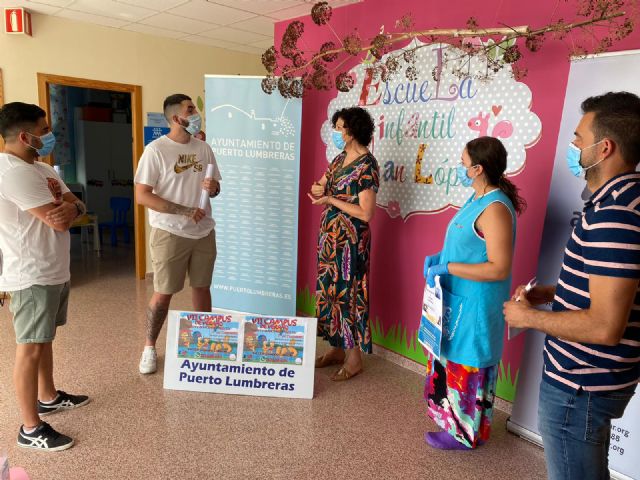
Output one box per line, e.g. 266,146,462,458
146,304,169,342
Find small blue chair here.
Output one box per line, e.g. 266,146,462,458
99,196,131,247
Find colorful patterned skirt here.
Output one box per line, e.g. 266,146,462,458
424,354,498,448
315,212,372,354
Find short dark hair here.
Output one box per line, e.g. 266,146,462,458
581,91,640,167
0,102,46,140
163,94,192,122
331,107,374,147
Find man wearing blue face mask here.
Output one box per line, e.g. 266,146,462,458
134,94,222,374
504,91,640,480
0,102,90,451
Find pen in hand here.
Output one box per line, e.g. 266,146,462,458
516,277,537,302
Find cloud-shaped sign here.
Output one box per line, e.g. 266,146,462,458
322,42,542,219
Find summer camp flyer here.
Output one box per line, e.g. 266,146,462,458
241,316,305,365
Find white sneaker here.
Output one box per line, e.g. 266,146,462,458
139,347,157,374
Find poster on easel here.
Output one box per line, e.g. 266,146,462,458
164,310,316,399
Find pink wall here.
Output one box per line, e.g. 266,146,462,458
277,0,640,372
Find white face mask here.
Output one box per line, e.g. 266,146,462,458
179,113,202,135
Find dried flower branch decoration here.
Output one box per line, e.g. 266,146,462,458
262,0,636,97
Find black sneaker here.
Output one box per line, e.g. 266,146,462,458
38,390,90,416
17,422,74,451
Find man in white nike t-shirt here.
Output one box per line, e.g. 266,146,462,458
134,94,221,374
0,102,90,451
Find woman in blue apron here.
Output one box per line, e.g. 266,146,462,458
422,136,526,449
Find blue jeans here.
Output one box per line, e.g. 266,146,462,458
538,379,636,480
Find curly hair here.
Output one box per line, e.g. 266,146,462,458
331,107,374,147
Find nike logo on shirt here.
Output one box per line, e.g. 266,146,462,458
174,154,201,174
174,161,201,173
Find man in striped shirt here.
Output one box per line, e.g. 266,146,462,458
504,91,640,480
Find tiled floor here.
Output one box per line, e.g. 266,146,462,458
0,236,547,479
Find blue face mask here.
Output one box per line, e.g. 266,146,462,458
332,130,346,150
27,131,56,157
181,113,202,136
456,164,474,187
566,140,605,177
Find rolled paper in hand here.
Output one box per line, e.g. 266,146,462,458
199,164,215,210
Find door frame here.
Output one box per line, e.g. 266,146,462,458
0,69,4,151
37,73,146,279
0,69,4,106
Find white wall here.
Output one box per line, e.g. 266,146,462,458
0,12,263,111
0,12,266,274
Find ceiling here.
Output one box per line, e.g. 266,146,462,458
0,0,361,55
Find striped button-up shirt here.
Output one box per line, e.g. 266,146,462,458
543,173,640,392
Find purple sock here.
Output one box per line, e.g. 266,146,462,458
424,431,471,450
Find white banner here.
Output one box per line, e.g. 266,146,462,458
163,310,317,399
508,50,640,480
205,75,302,316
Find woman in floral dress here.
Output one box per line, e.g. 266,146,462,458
309,107,379,381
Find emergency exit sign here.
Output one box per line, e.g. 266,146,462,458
4,8,32,36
